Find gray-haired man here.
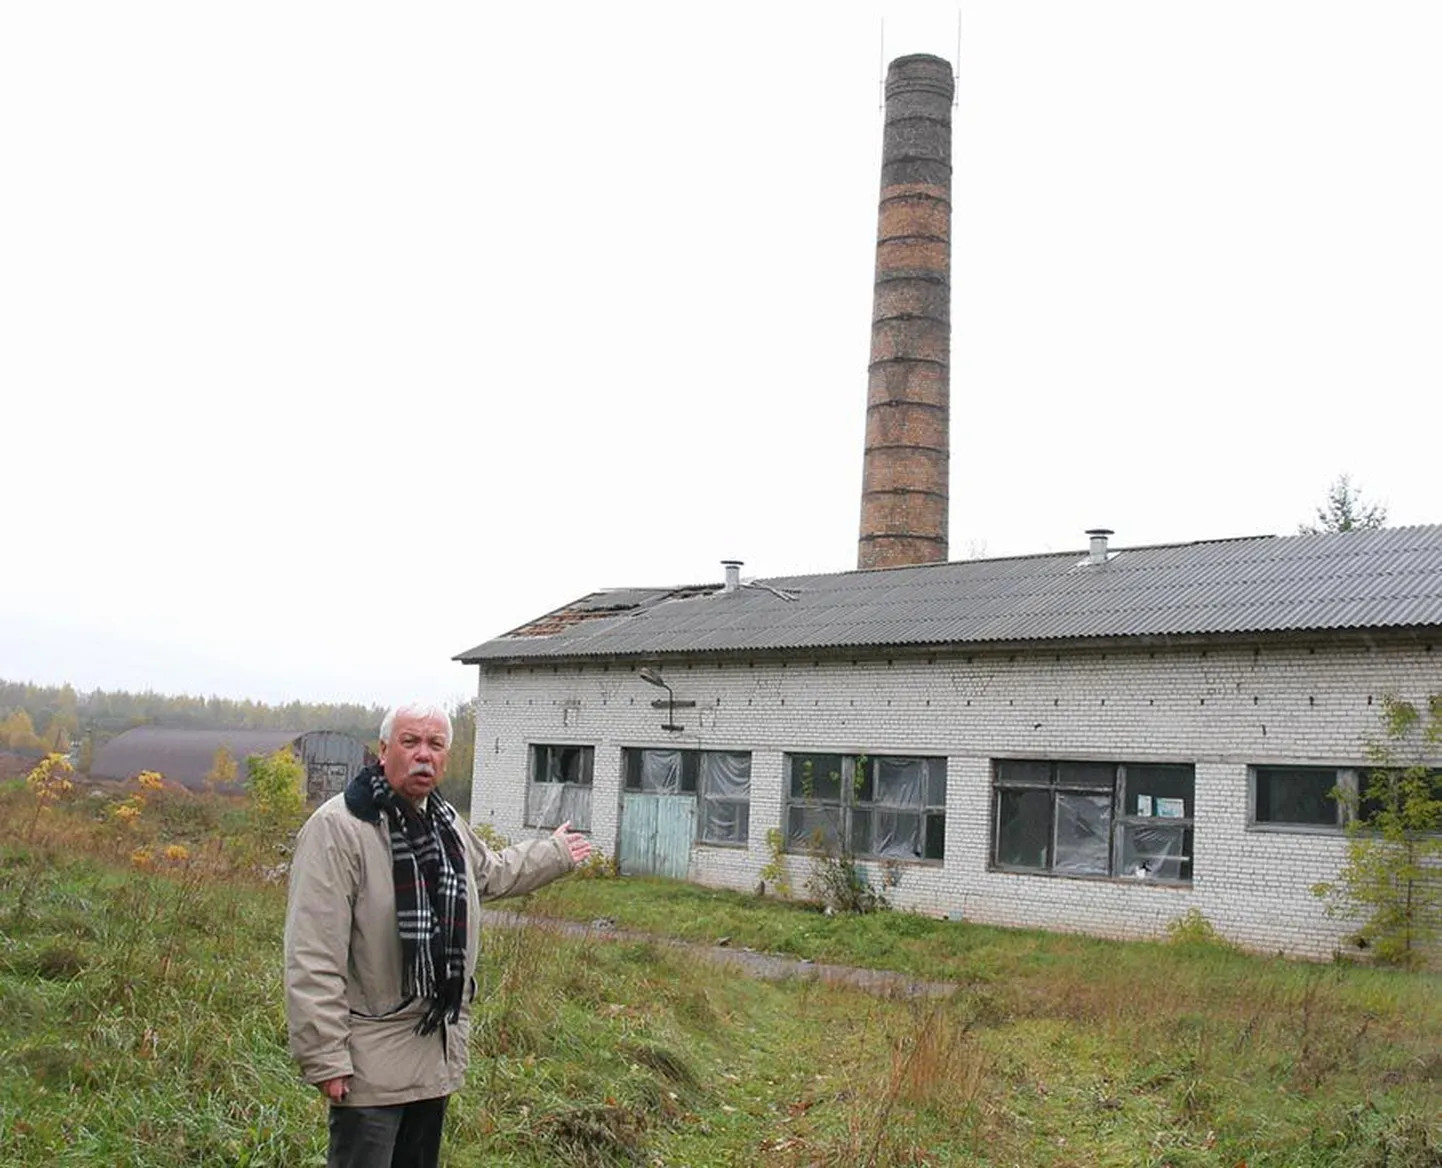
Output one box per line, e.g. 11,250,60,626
285,702,590,1167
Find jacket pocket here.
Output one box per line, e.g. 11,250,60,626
348,995,416,1021
347,1012,436,1095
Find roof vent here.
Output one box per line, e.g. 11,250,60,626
1085,529,1114,566
721,560,743,593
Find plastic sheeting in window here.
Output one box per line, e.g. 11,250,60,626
788,803,841,850
1120,822,1189,881
698,752,750,844
873,758,924,807
853,808,923,858
699,799,750,844
1053,792,1111,875
637,750,683,794
527,782,592,832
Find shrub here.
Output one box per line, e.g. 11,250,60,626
245,747,305,821
805,830,890,915
1314,695,1442,967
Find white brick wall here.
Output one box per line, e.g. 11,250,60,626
468,638,1442,959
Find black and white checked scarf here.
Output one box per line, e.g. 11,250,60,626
365,766,468,1037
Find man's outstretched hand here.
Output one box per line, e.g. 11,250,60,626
553,822,592,866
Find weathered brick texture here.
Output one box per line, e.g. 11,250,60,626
859,55,954,570
863,402,948,448
868,359,947,408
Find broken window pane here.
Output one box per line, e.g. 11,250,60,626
991,759,1195,883
528,745,595,829
533,744,594,786
785,753,945,861
790,753,845,801
1120,822,1190,881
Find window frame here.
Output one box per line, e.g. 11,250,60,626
621,746,752,847
991,759,1195,885
784,752,947,864
1249,763,1442,836
525,743,595,831
1248,765,1354,832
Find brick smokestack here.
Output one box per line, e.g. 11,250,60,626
857,54,953,570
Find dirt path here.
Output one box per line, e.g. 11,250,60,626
481,910,958,999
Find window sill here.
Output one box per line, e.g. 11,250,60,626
988,865,1192,889
694,840,749,851
784,854,945,868
1248,822,1442,840
1246,822,1344,836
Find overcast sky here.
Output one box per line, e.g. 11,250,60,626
3,1,1438,709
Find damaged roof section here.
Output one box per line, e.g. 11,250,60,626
466,585,721,644
455,525,1442,665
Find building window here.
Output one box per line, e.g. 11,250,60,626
992,760,1193,883
785,753,946,862
1357,768,1442,827
622,748,751,845
1251,765,1442,831
1253,766,1347,828
527,744,594,832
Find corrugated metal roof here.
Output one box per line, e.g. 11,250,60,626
90,727,367,790
454,525,1442,664
92,728,304,788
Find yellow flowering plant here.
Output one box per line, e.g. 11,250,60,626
24,752,76,841
112,800,143,824
26,752,75,802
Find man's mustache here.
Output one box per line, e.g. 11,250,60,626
408,764,435,777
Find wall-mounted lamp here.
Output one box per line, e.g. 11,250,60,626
638,667,684,732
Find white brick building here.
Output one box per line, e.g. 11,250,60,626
460,526,1442,959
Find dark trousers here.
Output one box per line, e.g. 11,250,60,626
327,1096,449,1168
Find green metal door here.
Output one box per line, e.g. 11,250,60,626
619,793,696,878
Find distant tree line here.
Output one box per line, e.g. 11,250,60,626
0,678,385,750
2,679,478,809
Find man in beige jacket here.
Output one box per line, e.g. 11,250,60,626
285,701,590,1167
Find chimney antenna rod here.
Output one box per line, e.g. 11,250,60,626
877,18,885,115
954,8,962,106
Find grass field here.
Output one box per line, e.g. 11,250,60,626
2,779,1439,1166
